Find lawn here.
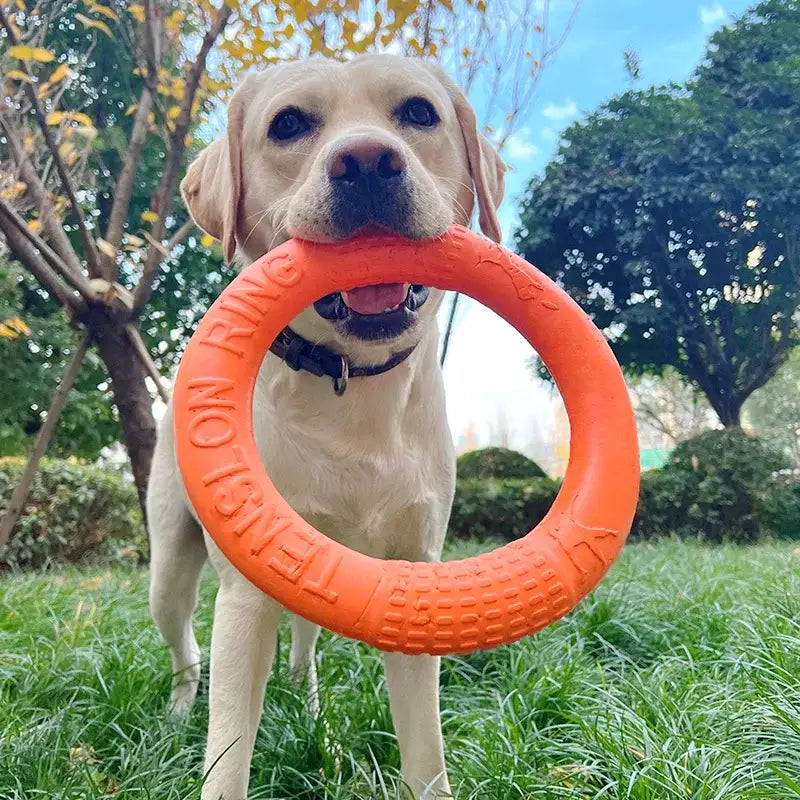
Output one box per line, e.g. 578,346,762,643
2,539,800,799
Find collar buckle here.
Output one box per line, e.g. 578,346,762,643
332,356,349,396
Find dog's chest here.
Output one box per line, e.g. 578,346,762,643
251,380,452,557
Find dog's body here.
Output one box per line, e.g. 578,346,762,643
147,55,505,800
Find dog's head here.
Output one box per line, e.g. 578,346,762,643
181,55,505,361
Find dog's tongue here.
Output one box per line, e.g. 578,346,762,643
342,283,406,315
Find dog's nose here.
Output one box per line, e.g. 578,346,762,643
326,138,406,186
325,134,411,237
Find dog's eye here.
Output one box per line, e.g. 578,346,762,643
269,108,312,142
398,97,439,128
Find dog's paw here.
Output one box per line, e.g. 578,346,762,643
168,680,199,717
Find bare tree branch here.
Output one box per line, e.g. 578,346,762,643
101,87,155,280
142,0,162,86
166,217,195,251
0,6,101,277
132,4,233,313
125,322,169,403
0,117,85,278
0,331,90,552
0,211,86,314
440,292,460,366
0,198,96,303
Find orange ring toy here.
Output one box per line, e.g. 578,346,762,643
173,225,639,655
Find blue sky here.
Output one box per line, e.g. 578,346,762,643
496,0,753,234
441,0,754,463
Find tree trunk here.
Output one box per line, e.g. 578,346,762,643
93,317,158,520
709,394,743,427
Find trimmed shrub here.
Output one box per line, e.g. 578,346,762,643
756,470,800,539
448,476,559,542
0,457,146,569
633,428,794,542
456,447,548,481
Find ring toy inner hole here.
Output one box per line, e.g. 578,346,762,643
173,225,639,655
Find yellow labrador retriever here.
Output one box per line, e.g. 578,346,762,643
147,54,505,800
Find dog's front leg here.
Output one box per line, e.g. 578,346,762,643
202,572,283,800
384,651,451,798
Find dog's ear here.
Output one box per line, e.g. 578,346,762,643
180,94,244,262
434,69,506,243
475,133,506,239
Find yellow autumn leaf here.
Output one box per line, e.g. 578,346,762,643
46,110,94,128
9,45,55,63
15,0,26,11
342,18,358,42
129,4,145,23
72,125,98,139
124,104,137,116
141,210,158,223
0,316,31,337
58,141,75,160
89,4,118,20
167,105,181,120
201,234,215,248
28,219,42,233
76,13,113,38
2,181,27,199
97,238,117,259
5,69,32,83
49,64,74,84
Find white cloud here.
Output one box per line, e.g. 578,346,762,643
542,99,578,121
700,3,725,26
504,128,539,160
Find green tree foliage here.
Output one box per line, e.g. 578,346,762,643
516,0,800,426
0,263,117,458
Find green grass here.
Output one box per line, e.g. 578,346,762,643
2,539,800,799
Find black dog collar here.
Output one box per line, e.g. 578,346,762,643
269,327,416,396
